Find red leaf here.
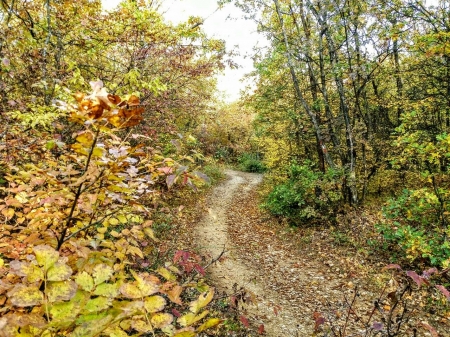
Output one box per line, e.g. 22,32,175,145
406,270,428,287
230,296,237,307
273,305,281,316
258,324,265,334
422,268,438,278
419,322,439,337
372,322,383,331
173,250,184,264
436,285,450,301
240,315,249,328
382,264,402,271
172,308,181,317
194,264,206,276
313,312,325,332
313,311,325,332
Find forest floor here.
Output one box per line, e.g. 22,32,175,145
181,170,449,337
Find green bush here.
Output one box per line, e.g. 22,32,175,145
202,162,225,183
238,152,266,173
262,161,343,225
377,188,450,267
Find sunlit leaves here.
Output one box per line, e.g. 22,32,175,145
0,74,219,337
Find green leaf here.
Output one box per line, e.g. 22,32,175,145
7,284,43,307
72,312,115,337
144,295,166,313
84,296,111,313
93,264,114,285
47,262,73,281
33,245,59,271
49,291,87,327
150,312,173,329
46,280,78,302
75,271,94,292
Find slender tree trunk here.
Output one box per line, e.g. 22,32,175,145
393,33,404,125
307,0,358,204
273,0,334,170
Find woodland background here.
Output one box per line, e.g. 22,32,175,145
0,0,449,336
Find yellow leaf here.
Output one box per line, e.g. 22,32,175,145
92,147,104,157
93,264,114,285
173,330,196,337
1,208,15,219
47,262,73,281
197,318,222,332
76,271,94,292
144,295,166,313
167,285,183,305
151,312,173,329
178,311,209,327
131,318,153,333
144,227,160,242
76,132,94,146
109,218,119,225
97,227,108,234
127,246,144,259
118,214,127,224
7,284,43,307
93,283,120,298
110,230,120,238
46,280,77,302
33,245,59,271
157,267,176,281
189,288,214,314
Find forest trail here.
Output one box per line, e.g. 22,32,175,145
196,170,345,336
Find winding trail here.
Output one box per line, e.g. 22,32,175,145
195,170,326,336
194,170,450,337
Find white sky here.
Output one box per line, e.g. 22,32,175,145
101,0,266,102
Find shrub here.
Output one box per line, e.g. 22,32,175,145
262,161,343,225
238,153,266,173
377,188,450,267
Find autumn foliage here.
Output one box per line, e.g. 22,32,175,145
0,81,222,336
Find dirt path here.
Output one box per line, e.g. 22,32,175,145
196,170,344,336
194,170,450,337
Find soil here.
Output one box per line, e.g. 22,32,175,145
193,170,450,337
